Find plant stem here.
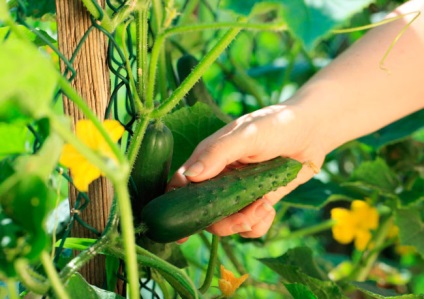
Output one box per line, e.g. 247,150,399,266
14,259,49,294
121,19,143,114
106,243,199,299
126,116,151,170
5,279,18,299
114,182,140,299
349,216,393,281
165,21,286,36
199,235,220,293
40,251,70,299
135,4,150,104
152,22,245,118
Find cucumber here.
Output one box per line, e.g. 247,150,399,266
130,120,174,223
141,157,303,243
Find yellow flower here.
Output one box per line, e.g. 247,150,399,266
60,119,124,191
331,200,379,251
218,265,249,297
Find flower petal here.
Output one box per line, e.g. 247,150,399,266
103,120,125,142
71,159,102,192
354,229,371,251
331,208,356,244
351,200,379,230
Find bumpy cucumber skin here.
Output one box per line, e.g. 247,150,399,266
141,157,302,243
130,121,174,222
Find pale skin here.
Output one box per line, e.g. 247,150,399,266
169,0,424,242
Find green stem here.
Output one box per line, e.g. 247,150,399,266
40,251,70,299
5,279,18,299
152,22,245,118
121,19,143,114
57,76,125,165
80,0,113,32
135,4,150,103
60,234,111,281
165,21,286,36
126,116,151,170
106,244,199,299
199,235,220,293
177,0,198,25
349,216,394,281
14,260,49,294
114,182,140,299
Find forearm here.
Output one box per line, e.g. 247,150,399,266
290,0,424,154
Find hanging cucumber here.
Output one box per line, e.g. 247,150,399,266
176,54,232,123
130,120,174,223
141,157,303,243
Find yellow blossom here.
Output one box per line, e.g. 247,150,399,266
218,265,249,297
331,200,379,251
60,119,124,191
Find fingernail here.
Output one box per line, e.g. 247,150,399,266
231,223,252,233
183,161,204,177
255,202,274,218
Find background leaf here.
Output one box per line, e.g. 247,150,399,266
163,103,226,175
395,207,424,258
281,0,374,50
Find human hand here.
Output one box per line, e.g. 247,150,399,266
168,102,326,242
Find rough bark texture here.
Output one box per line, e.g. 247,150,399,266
55,0,111,287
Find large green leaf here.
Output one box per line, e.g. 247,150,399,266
395,207,424,258
359,109,424,149
351,281,424,298
259,247,344,299
0,39,58,122
0,123,32,159
281,0,374,50
283,178,354,209
163,103,226,175
285,283,318,299
63,273,125,299
343,158,399,195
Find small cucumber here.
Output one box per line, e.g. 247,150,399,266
141,157,302,243
130,120,174,222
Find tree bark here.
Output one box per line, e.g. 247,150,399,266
55,0,111,287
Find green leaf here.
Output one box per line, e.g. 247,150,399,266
343,158,399,194
22,0,56,18
283,178,354,209
398,177,424,207
281,0,374,51
63,273,125,299
360,109,424,149
259,247,344,299
351,281,424,298
0,39,58,122
0,174,55,234
105,255,120,292
163,103,226,175
56,237,97,251
0,123,32,159
395,207,424,258
220,0,282,16
285,283,317,299
0,25,57,47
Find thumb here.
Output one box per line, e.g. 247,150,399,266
180,133,248,182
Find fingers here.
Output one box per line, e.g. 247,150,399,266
206,197,276,237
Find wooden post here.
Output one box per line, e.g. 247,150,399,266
55,0,112,287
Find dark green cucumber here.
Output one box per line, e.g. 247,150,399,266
130,120,174,222
141,157,303,243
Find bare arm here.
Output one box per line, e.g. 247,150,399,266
171,0,424,240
